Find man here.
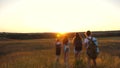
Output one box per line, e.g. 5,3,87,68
84,30,99,68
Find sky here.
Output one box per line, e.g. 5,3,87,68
0,0,120,33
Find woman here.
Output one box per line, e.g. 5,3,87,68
73,33,82,61
63,35,70,66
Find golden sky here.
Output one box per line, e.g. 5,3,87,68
0,0,120,33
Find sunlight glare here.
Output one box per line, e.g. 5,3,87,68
57,34,60,38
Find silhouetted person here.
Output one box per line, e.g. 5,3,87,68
72,33,82,61
83,30,99,68
55,38,62,62
63,35,70,67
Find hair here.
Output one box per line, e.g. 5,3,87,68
75,33,81,38
73,33,82,46
85,30,91,36
63,35,68,45
76,33,79,37
56,38,60,42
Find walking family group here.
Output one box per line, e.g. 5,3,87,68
55,30,99,68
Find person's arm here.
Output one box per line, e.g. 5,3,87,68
68,39,71,46
71,38,75,47
83,38,88,49
93,37,100,53
93,37,98,46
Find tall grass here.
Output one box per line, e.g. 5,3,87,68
0,37,120,68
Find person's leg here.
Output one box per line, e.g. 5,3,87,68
57,55,60,62
75,50,78,61
87,57,91,68
74,50,77,59
56,49,60,62
66,52,69,63
65,52,69,68
64,52,66,63
75,50,81,60
64,52,68,68
77,49,81,60
56,55,58,62
93,59,97,68
64,52,69,64
78,51,81,60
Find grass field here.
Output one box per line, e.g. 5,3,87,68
0,37,120,68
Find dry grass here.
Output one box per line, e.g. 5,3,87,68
0,37,120,68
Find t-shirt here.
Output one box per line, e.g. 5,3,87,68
56,41,61,48
56,42,61,45
63,40,70,52
84,36,99,53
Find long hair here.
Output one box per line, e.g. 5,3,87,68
73,33,82,46
63,35,68,45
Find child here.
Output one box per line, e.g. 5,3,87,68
55,38,62,62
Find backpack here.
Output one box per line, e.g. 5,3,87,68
73,37,82,51
87,37,98,59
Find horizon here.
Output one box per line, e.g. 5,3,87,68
0,30,120,34
0,0,120,33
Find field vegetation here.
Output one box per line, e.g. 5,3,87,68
0,37,120,68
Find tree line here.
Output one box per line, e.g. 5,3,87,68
0,31,120,40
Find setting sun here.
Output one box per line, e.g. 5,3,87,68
56,32,66,38
56,34,61,38
51,27,69,34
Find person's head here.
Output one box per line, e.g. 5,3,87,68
75,33,81,38
85,30,92,37
75,33,82,39
75,33,79,37
63,35,68,39
56,38,60,42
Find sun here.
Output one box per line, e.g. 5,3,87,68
56,31,67,38
58,31,66,35
56,34,60,37
49,23,74,35
56,32,66,37
51,27,69,34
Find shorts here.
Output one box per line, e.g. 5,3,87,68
75,46,82,52
65,48,69,53
56,47,61,56
74,48,82,54
64,45,69,53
